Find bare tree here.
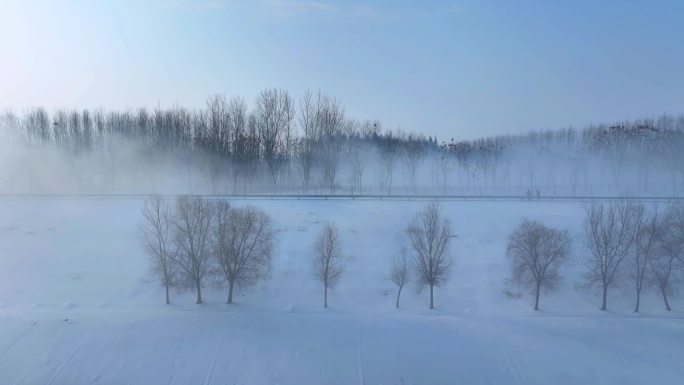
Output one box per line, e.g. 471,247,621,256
583,202,641,311
314,223,345,308
435,147,451,194
321,140,340,194
23,107,51,142
203,95,231,192
295,138,315,192
390,247,410,308
631,208,659,312
664,203,684,265
507,219,571,310
173,196,213,304
650,245,678,311
348,142,366,195
378,139,400,194
316,93,345,194
213,201,273,304
407,202,452,309
452,142,472,192
205,94,230,153
403,141,426,193
299,90,316,140
297,91,317,192
81,109,93,150
650,204,684,311
314,91,345,140
138,196,176,304
256,88,293,186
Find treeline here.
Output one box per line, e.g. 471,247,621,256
141,196,684,312
438,116,684,195
2,90,684,195
3,89,435,194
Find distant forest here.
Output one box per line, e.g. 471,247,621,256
2,89,684,196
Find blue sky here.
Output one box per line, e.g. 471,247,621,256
1,0,683,139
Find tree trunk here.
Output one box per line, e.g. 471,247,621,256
324,285,328,308
196,279,202,304
634,287,641,313
661,287,671,311
429,284,434,309
396,285,403,309
227,280,234,304
165,282,170,305
601,285,608,311
534,282,540,311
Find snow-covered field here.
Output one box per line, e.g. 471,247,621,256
0,198,682,384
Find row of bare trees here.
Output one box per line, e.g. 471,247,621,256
312,201,454,309
139,196,273,304
312,202,455,310
293,202,454,309
584,201,684,312
140,197,682,311
141,197,455,308
507,201,684,311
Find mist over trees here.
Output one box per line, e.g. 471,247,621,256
2,90,684,196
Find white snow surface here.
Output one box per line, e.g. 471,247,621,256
0,197,682,384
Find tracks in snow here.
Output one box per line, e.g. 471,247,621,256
495,325,522,385
0,321,37,358
203,331,227,385
45,322,102,385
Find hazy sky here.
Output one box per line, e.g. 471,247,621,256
1,0,683,139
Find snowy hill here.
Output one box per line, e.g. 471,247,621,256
0,197,682,384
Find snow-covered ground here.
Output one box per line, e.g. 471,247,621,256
0,198,682,384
